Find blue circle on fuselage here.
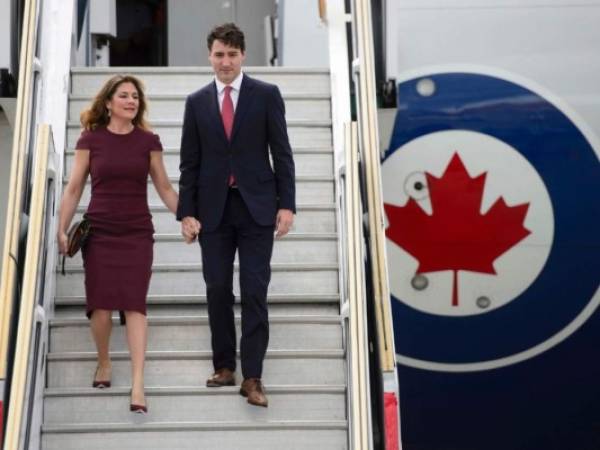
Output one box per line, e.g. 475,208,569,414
385,72,600,365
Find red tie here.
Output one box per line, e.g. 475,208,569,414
222,86,236,186
222,85,234,140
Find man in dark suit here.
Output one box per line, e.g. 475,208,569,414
177,23,295,407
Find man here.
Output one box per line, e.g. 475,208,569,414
177,23,295,408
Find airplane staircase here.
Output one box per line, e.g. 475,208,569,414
40,67,349,449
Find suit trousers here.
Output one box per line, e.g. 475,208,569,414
199,188,275,379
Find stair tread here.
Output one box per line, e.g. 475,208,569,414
55,293,340,304
66,146,333,154
60,262,339,274
69,207,336,220
67,119,331,127
42,419,347,433
70,93,330,100
50,314,343,327
65,175,335,184
45,384,346,397
71,66,330,74
74,202,335,211
47,349,345,361
60,232,336,241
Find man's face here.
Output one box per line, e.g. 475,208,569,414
209,40,245,85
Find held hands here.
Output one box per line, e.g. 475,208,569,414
275,209,294,238
181,211,291,242
182,216,201,243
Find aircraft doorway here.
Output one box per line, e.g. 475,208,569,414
109,0,167,66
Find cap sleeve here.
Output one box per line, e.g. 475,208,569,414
150,133,163,152
75,129,93,150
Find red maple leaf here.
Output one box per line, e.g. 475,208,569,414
384,153,531,307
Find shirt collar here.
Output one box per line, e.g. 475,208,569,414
215,71,244,94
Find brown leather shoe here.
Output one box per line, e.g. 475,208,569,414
206,368,235,387
240,378,268,407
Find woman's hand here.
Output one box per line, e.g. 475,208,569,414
58,230,69,255
58,149,89,254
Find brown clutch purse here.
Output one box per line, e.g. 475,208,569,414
61,215,91,275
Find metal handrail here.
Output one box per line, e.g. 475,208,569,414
352,0,396,373
3,124,52,450
345,121,372,450
0,0,38,383
351,0,401,448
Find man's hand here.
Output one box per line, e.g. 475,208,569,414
275,209,294,238
181,216,201,243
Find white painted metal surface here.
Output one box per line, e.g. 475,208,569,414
385,0,600,130
278,0,329,67
89,0,116,36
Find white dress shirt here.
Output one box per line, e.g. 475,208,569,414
215,72,243,112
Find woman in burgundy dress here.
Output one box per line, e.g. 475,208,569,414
58,75,178,413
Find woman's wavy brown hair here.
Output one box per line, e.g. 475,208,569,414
80,74,150,131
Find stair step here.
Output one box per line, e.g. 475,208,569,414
42,421,347,450
54,303,339,318
54,293,341,317
70,67,331,96
66,120,332,148
46,350,346,388
61,233,338,267
64,147,334,178
68,175,335,204
56,263,339,297
43,385,346,425
73,203,338,234
49,315,343,353
69,94,332,122
55,292,340,306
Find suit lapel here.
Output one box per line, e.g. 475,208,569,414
230,75,256,143
205,81,229,146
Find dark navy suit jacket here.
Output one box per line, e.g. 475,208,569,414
176,75,296,232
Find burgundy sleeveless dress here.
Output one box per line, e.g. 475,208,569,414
75,126,162,319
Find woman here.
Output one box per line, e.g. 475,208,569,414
58,74,178,413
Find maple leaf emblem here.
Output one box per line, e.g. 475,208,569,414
384,153,531,307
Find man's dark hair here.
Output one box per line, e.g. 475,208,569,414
207,23,245,52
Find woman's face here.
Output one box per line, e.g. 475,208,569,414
106,82,139,122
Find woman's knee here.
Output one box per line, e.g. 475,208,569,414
90,309,112,323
